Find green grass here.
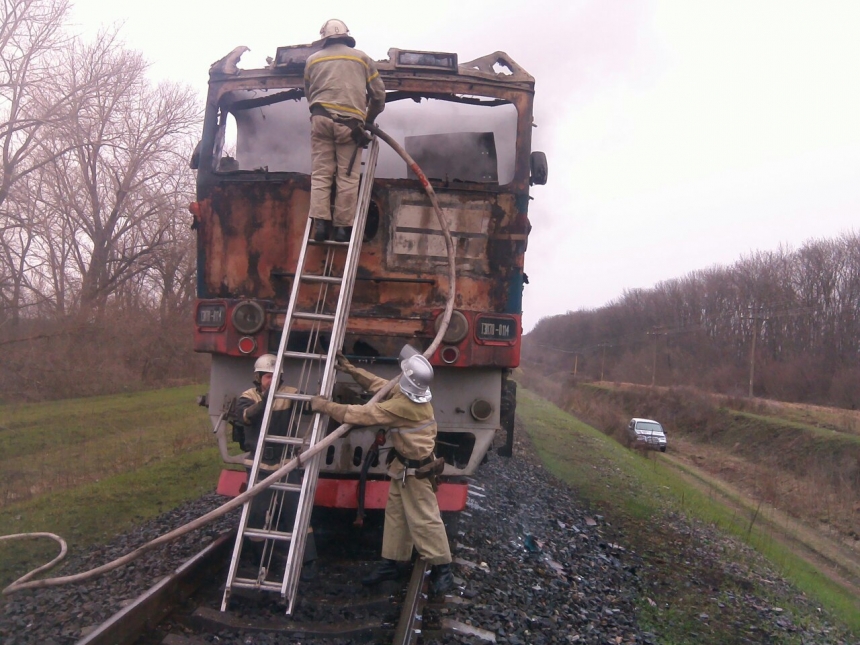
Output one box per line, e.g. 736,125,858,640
0,385,212,506
518,388,860,641
0,447,224,586
0,385,223,587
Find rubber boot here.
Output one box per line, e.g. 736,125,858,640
300,560,317,582
300,528,318,581
333,226,352,243
313,219,329,242
243,538,264,563
429,563,455,595
362,559,401,586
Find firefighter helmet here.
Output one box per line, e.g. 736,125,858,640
319,19,356,47
399,345,433,403
253,354,277,375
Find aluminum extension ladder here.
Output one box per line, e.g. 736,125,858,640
222,137,380,613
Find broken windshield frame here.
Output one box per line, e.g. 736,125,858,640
209,88,522,186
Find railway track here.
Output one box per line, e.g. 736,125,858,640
75,517,449,645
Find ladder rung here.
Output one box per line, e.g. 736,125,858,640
243,528,293,541
282,350,328,361
308,239,349,247
292,311,335,322
270,481,303,493
224,138,380,613
262,435,306,446
274,392,314,402
301,274,343,285
231,579,283,593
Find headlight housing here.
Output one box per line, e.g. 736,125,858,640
434,310,469,344
232,300,266,335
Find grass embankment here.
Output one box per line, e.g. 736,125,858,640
0,385,222,587
519,366,860,547
518,388,860,641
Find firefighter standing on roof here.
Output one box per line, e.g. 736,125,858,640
304,19,386,243
310,346,455,595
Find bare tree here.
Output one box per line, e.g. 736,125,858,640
0,0,75,210
524,232,860,405
40,31,199,315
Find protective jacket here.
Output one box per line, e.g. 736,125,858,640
315,365,436,475
316,362,450,566
236,382,315,561
236,383,298,460
304,43,386,123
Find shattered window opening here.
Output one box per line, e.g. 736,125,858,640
212,90,519,184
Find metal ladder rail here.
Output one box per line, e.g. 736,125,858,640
281,136,381,612
221,229,350,601
248,278,344,583
220,214,325,606
221,234,349,600
221,137,380,610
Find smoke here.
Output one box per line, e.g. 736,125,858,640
229,91,312,172
221,91,517,183
376,98,517,183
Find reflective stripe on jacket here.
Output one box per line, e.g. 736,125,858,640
304,43,386,123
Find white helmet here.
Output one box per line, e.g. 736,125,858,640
399,345,433,403
253,354,277,374
319,19,356,46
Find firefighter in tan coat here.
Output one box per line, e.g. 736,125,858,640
304,19,386,243
235,354,317,578
311,346,455,595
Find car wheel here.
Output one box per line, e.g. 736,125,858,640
660,446,666,453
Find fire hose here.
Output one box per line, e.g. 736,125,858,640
1,123,456,595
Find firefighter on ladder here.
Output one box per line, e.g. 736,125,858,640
235,354,317,579
304,19,386,243
311,346,455,595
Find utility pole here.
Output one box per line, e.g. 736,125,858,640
744,305,816,398
647,329,663,387
748,316,758,398
600,344,607,381
573,353,579,377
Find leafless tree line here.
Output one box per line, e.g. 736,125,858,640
0,0,205,400
523,231,860,408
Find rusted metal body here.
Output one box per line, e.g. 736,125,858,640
192,44,539,487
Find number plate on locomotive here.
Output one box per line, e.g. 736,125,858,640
476,316,517,341
197,304,226,327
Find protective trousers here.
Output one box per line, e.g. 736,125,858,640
309,115,360,226
381,475,452,566
248,468,317,562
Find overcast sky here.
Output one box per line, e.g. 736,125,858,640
69,0,860,331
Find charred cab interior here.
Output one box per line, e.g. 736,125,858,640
209,90,519,187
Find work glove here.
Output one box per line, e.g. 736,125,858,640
335,351,354,373
244,400,266,423
350,124,372,148
224,397,239,423
310,396,329,413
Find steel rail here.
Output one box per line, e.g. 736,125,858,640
75,532,233,645
392,558,429,645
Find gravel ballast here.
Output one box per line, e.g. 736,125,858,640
0,494,239,644
1,419,857,644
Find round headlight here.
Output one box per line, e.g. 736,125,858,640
434,310,469,344
470,398,494,421
232,301,266,335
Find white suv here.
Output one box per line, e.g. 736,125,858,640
626,418,667,452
